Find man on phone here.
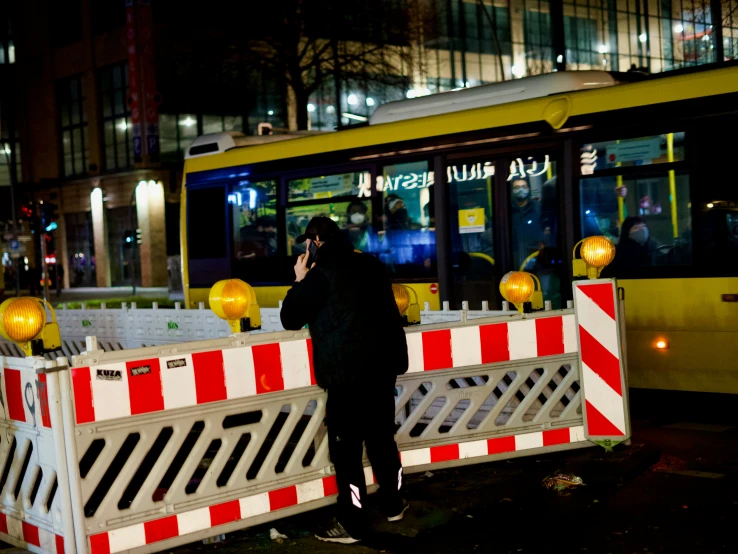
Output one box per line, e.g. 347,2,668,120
280,216,409,544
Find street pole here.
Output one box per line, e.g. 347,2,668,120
129,187,137,296
38,202,49,303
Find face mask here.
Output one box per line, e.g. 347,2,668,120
629,227,649,245
513,187,530,201
350,213,365,225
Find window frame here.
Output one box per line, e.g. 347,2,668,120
99,62,133,171
574,125,698,279
57,74,89,178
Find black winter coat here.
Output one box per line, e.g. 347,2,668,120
280,239,408,389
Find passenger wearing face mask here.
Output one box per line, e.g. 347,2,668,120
343,200,370,251
510,177,544,269
601,216,658,277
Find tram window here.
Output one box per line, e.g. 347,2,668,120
509,154,561,307
231,180,278,259
580,133,685,174
580,173,692,275
288,171,370,202
448,158,496,308
286,200,374,256
188,187,226,259
379,161,436,279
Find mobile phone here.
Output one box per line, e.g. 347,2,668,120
306,240,319,267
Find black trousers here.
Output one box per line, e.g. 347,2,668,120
326,376,404,537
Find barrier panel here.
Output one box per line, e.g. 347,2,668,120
0,279,630,554
0,355,76,554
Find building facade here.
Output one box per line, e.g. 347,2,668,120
1,0,736,291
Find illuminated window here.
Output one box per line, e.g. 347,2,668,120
57,75,89,177
448,157,497,308
379,161,436,279
232,181,278,258
288,171,369,202
579,133,692,276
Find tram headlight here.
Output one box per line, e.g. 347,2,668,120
392,284,420,326
0,297,62,356
573,236,615,279
500,271,541,313
209,279,261,333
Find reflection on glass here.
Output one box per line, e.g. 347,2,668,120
286,201,373,256
379,161,436,278
232,181,278,260
510,155,561,308
449,157,496,309
580,133,686,174
288,171,369,202
580,173,692,275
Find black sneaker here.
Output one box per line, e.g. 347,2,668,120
315,519,361,544
386,499,410,522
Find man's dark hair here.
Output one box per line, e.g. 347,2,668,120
296,216,341,243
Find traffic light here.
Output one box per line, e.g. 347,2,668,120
136,228,142,245
41,202,59,232
123,230,135,249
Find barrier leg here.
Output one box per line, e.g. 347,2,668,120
57,358,90,554
45,362,78,554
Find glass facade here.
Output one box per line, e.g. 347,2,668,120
57,75,89,177
100,63,133,171
306,0,738,130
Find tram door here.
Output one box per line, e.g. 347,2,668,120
447,149,562,310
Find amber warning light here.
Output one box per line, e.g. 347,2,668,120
655,339,669,350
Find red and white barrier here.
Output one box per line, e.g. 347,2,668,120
573,279,630,442
1,297,630,554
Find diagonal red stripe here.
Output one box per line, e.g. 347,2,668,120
0,513,7,534
56,534,65,554
535,316,564,357
585,400,625,437
579,326,622,395
577,282,616,320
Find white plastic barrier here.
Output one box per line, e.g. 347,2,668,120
0,355,76,554
0,279,631,554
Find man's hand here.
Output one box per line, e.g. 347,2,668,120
294,239,316,282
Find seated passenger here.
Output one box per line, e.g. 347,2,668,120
602,216,659,276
